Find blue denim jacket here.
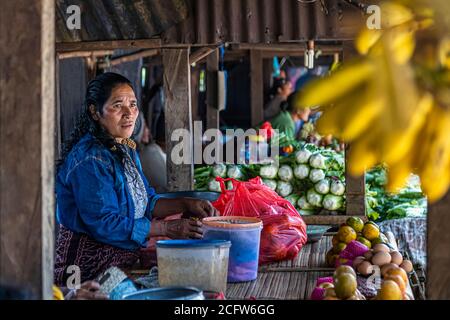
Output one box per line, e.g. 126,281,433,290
56,134,160,250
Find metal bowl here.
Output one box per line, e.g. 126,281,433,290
306,225,331,243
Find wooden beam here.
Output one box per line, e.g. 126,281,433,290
98,49,159,69
189,46,217,65
302,215,367,226
206,49,219,130
56,38,161,52
250,50,264,127
427,190,450,299
234,43,343,54
0,0,55,299
162,48,194,191
57,50,114,60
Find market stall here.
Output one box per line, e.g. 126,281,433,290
1,0,449,301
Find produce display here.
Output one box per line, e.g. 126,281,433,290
194,144,427,222
365,165,427,222
194,143,346,215
312,266,366,300
320,217,414,300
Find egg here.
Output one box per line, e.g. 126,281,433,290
400,260,413,273
353,256,366,269
363,250,374,260
390,251,403,266
357,261,374,276
371,251,392,266
381,263,399,277
373,243,390,253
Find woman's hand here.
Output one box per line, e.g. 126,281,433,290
163,219,203,239
69,281,108,300
181,198,219,219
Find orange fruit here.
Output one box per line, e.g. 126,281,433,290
362,223,380,241
333,242,347,254
346,217,365,233
326,250,339,267
377,280,403,300
357,236,372,249
386,267,408,284
385,275,406,294
334,265,357,279
337,226,357,244
334,273,357,299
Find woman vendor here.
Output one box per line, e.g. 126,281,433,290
55,72,217,286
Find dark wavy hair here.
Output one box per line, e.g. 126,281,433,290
58,72,135,167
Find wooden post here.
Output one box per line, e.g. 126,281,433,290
206,49,219,130
0,0,55,299
345,146,366,216
250,50,264,127
427,190,450,299
343,41,366,217
162,48,194,191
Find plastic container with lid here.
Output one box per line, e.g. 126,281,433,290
156,240,231,293
122,287,205,300
202,216,263,282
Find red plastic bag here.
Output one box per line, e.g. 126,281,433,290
212,177,307,264
259,122,275,140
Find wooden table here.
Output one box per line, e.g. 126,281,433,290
226,231,414,300
127,232,414,300
226,234,334,300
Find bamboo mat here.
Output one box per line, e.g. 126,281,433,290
227,235,334,300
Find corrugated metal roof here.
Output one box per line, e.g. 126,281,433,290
162,0,358,44
56,0,189,42
56,0,369,44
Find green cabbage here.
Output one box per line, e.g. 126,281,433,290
297,195,314,210
285,194,300,207
295,149,312,164
309,153,327,169
307,189,323,207
330,179,345,196
315,179,331,195
322,194,344,211
277,181,293,197
208,179,222,192
227,165,243,179
262,179,278,191
309,169,326,183
294,164,310,180
260,164,278,179
212,163,227,178
278,165,294,182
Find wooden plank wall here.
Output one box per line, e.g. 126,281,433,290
58,58,88,152
427,190,450,299
162,49,194,191
0,0,54,299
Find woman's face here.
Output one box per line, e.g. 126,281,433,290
96,84,139,139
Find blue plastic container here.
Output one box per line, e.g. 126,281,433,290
202,217,263,282
122,287,205,300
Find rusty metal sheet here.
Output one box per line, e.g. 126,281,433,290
56,0,371,44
